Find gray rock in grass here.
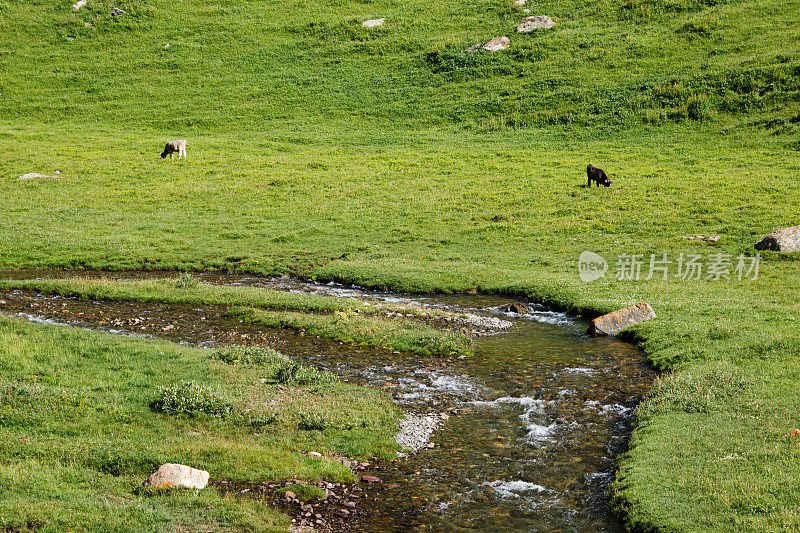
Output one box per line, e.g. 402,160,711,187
482,37,510,52
18,173,58,180
362,18,385,29
754,225,800,253
516,15,556,32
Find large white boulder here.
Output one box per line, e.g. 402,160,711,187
143,463,210,490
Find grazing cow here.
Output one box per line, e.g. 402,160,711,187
587,164,612,187
161,140,187,160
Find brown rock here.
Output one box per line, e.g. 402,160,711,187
754,225,800,253
361,475,381,483
591,302,656,336
504,302,531,314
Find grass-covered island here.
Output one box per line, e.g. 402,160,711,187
2,0,800,530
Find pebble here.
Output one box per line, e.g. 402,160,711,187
458,313,512,330
395,412,450,453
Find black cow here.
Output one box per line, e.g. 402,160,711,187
587,164,612,187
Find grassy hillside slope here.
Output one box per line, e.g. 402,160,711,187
2,0,800,530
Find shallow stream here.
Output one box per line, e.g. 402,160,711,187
0,271,655,532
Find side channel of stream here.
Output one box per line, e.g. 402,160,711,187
0,271,655,532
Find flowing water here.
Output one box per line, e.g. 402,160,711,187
0,271,655,532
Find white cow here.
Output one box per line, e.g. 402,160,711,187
160,140,187,160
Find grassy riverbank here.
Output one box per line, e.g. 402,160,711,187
2,0,800,530
0,315,399,531
0,277,472,356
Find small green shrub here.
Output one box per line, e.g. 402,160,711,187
242,411,278,429
678,20,712,37
687,94,712,120
277,363,338,386
720,89,762,113
298,412,330,430
151,381,233,419
276,483,327,500
174,272,198,289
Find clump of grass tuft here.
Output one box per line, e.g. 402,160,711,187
242,411,278,429
213,345,337,386
174,272,199,289
151,380,233,419
276,483,327,500
687,93,712,120
276,363,338,386
298,412,332,431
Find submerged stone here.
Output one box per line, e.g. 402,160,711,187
591,302,655,336
503,302,531,314
754,225,800,252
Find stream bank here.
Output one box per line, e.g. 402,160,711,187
0,271,655,532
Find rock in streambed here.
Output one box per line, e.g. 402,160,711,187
395,412,450,454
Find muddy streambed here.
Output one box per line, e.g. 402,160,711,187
0,271,655,532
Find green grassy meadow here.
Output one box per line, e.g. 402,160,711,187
2,0,800,530
0,316,399,531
